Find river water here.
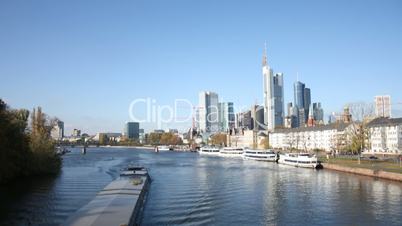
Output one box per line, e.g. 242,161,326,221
0,147,401,226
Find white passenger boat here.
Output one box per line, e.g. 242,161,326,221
219,147,244,157
278,153,320,168
243,149,277,162
157,145,172,151
199,147,220,156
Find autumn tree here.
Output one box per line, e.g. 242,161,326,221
0,100,61,184
210,133,227,146
346,102,374,155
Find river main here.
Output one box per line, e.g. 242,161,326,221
0,147,401,225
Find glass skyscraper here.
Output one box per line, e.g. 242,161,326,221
262,45,284,130
125,122,140,139
218,102,235,132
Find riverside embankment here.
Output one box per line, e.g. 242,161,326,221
323,163,402,182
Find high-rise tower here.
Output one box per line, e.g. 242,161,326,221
263,43,284,130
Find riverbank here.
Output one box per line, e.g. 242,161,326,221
323,162,402,182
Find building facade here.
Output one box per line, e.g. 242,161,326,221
125,122,140,139
312,102,324,123
51,119,64,140
72,129,81,137
368,117,402,154
218,102,235,132
374,95,392,118
269,123,353,152
251,104,265,131
198,91,219,133
237,110,253,130
263,45,284,130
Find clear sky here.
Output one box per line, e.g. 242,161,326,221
1,0,401,134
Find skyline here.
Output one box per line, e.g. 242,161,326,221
1,0,402,134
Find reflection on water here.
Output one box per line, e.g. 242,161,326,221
0,148,401,226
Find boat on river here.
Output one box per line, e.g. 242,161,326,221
199,147,220,156
278,153,321,169
243,149,277,162
219,147,244,157
157,145,173,151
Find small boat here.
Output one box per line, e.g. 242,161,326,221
243,149,277,162
157,145,172,151
198,146,220,156
219,147,244,157
278,153,320,169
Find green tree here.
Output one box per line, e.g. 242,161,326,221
29,107,61,175
0,100,61,183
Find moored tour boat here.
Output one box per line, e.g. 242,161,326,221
157,145,173,152
219,147,244,157
199,147,220,156
278,153,320,169
243,149,277,162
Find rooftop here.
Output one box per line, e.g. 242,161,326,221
272,123,352,133
367,117,402,127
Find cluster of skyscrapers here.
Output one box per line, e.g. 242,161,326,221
196,91,235,133
262,45,324,131
196,45,326,135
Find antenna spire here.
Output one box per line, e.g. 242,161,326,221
262,41,267,66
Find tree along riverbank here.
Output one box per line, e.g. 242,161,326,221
0,99,61,184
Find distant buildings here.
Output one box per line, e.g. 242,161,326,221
251,105,265,131
262,45,284,130
51,119,64,140
198,91,219,133
367,117,402,154
237,110,253,131
312,102,324,123
72,129,81,137
218,102,235,132
285,102,298,128
375,95,391,118
293,80,312,126
95,133,122,143
125,122,140,139
139,129,145,143
168,129,179,134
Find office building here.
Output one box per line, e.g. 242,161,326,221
262,44,284,130
125,122,140,139
72,129,81,137
375,95,392,118
218,102,235,132
51,119,64,140
237,110,253,130
251,105,265,131
198,91,219,133
313,102,324,123
293,80,312,126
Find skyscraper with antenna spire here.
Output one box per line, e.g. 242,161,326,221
262,43,284,130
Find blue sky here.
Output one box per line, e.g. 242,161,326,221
1,0,401,134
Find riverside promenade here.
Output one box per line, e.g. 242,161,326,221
324,163,402,182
